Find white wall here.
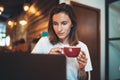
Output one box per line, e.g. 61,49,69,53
59,0,105,80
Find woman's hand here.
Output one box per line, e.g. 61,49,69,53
77,51,88,69
49,47,63,54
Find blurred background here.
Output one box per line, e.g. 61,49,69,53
0,0,58,53
0,0,120,80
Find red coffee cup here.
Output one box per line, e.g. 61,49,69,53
63,47,81,57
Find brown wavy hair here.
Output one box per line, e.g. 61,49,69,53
48,3,78,46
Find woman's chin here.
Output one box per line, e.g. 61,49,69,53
58,36,65,39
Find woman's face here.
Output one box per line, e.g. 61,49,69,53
52,12,72,42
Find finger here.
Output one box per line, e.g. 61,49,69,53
56,48,63,54
80,51,86,58
77,59,87,69
78,51,87,59
77,56,87,63
79,62,86,69
77,51,88,69
77,58,88,64
49,48,62,54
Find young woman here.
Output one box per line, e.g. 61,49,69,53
32,3,92,80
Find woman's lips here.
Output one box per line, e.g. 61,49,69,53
57,33,64,36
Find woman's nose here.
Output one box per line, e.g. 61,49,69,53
58,24,62,31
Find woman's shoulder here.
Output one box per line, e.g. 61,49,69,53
77,41,88,48
39,36,49,41
35,36,49,44
77,41,89,52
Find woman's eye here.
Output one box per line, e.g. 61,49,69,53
53,22,58,26
62,22,67,25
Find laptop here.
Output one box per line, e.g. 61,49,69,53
0,53,66,80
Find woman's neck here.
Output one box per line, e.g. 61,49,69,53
60,38,69,45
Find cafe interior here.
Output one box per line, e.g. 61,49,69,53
0,0,120,80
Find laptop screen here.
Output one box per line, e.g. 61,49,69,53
0,54,66,80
